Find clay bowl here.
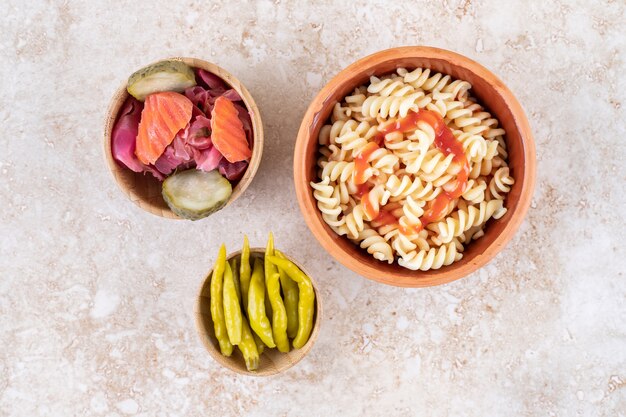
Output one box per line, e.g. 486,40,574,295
294,46,536,288
103,57,263,219
195,248,321,376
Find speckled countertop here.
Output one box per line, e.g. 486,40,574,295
1,0,625,416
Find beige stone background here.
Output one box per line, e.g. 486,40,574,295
1,0,625,416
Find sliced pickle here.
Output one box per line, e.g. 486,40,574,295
162,169,232,220
127,60,196,101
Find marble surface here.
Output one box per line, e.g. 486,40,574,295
1,0,625,415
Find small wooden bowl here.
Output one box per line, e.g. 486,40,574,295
103,57,264,219
194,248,321,376
294,46,536,287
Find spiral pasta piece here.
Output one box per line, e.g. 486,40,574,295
399,195,425,228
383,130,430,170
335,129,368,155
339,197,358,214
367,76,416,97
361,184,391,220
385,174,422,199
398,68,450,92
383,131,415,158
398,242,462,271
331,102,350,122
406,122,436,147
483,140,500,161
364,147,400,175
325,119,375,147
325,143,351,162
469,154,504,179
339,204,368,240
495,136,508,159
385,174,441,202
318,124,331,146
441,79,472,101
456,132,487,163
418,149,456,183
456,225,485,244
310,178,344,228
426,98,465,119
461,178,487,204
458,100,506,138
390,230,417,256
427,200,506,243
357,228,394,263
488,167,514,199
344,90,367,120
319,160,355,183
398,127,437,174
335,180,356,206
361,93,425,119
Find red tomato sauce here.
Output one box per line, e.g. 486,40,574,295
354,142,380,185
373,210,397,227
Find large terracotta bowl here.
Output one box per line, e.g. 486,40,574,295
103,57,263,219
294,46,536,287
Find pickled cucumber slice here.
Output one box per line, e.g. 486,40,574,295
127,60,196,101
162,169,232,220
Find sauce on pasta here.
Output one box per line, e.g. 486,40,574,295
356,183,370,197
355,109,470,233
416,111,469,224
398,221,421,236
354,142,379,185
373,210,397,226
355,143,381,219
361,190,376,219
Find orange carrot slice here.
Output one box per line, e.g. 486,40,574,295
135,92,193,165
210,96,252,163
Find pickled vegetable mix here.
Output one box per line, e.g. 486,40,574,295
110,60,253,220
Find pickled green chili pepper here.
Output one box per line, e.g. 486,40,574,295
230,257,240,304
264,233,276,322
239,235,252,311
223,261,242,345
238,316,260,371
267,256,315,349
264,287,273,323
247,258,276,348
253,332,265,355
210,244,233,356
275,250,299,339
266,270,290,352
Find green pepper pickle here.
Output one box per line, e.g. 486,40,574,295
253,332,265,355
210,244,233,356
239,236,252,311
247,258,276,348
264,234,276,322
223,261,242,345
275,250,299,339
266,270,290,352
229,257,240,304
267,256,315,349
264,233,289,351
238,316,260,371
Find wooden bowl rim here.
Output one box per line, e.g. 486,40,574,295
194,247,322,376
294,46,536,288
103,57,264,219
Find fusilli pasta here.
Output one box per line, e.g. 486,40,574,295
310,67,515,271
